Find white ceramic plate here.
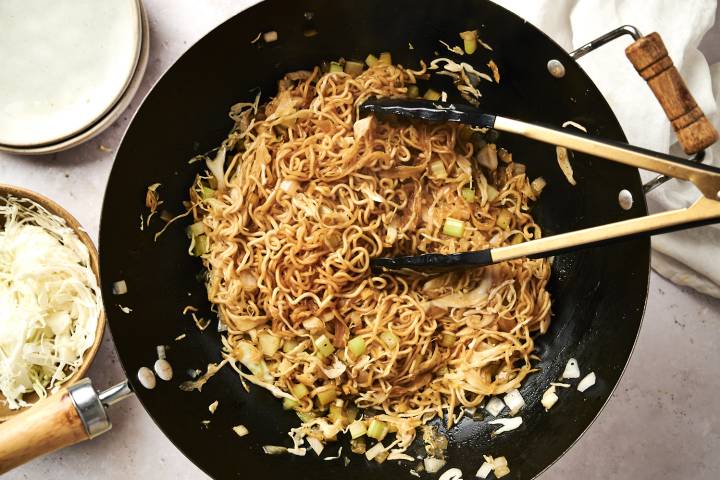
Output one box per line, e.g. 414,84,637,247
0,0,142,148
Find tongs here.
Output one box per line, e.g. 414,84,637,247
362,97,720,272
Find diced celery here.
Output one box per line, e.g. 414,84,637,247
283,397,299,410
440,332,457,347
314,334,335,358
380,331,398,350
292,383,309,400
365,54,378,67
407,85,420,98
496,209,512,230
423,89,441,101
201,186,216,199
344,60,364,77
348,420,367,439
378,52,392,65
462,188,476,202
430,160,447,179
316,387,337,406
345,405,359,422
460,30,479,54
282,338,299,353
443,218,465,238
367,419,388,441
348,336,366,358
487,185,500,203
510,233,525,245
258,332,281,357
329,61,343,73
328,404,344,424
192,235,209,256
187,221,205,238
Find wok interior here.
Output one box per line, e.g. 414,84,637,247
99,0,650,478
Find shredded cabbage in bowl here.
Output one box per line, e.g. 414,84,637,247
0,195,102,410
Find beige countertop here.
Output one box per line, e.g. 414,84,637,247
2,1,719,478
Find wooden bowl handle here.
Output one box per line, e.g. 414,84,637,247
0,379,110,474
625,32,718,155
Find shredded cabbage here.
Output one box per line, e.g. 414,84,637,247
0,196,102,409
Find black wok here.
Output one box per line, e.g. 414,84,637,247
98,0,650,478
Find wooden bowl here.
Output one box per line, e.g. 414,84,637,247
0,184,106,421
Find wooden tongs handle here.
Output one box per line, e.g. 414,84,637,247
626,32,718,155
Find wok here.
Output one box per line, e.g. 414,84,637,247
2,0,665,477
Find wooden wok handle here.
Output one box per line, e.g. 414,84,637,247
0,379,110,474
625,32,718,155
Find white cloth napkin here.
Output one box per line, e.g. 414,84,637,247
493,0,720,297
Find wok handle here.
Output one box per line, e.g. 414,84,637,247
625,32,718,155
0,378,110,474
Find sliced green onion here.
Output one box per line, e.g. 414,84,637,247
292,383,309,400
407,85,420,98
314,334,335,358
462,188,476,202
283,397,299,410
316,387,337,406
443,218,465,238
380,331,398,350
365,54,378,67
430,160,447,179
348,336,366,358
496,209,512,230
258,332,281,357
378,52,392,65
367,419,388,441
423,88,441,101
440,332,457,347
329,61,343,73
460,30,479,54
344,60,364,77
192,235,209,256
349,420,367,439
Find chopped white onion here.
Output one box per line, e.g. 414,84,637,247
410,470,421,478
485,397,505,416
112,280,128,295
287,447,307,456
424,457,447,474
323,446,342,461
232,424,249,437
577,372,596,392
365,442,386,461
279,179,300,195
503,389,525,415
208,400,219,414
550,382,571,388
541,386,559,410
118,305,132,314
555,146,576,186
439,467,463,480
488,416,522,434
307,436,324,456
561,358,580,379
562,120,588,132
476,461,493,479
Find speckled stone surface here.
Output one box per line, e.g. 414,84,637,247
2,1,719,478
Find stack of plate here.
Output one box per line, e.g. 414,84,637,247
0,0,149,154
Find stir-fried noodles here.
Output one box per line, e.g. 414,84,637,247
187,59,551,458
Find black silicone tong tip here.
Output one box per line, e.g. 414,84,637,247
359,97,497,128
